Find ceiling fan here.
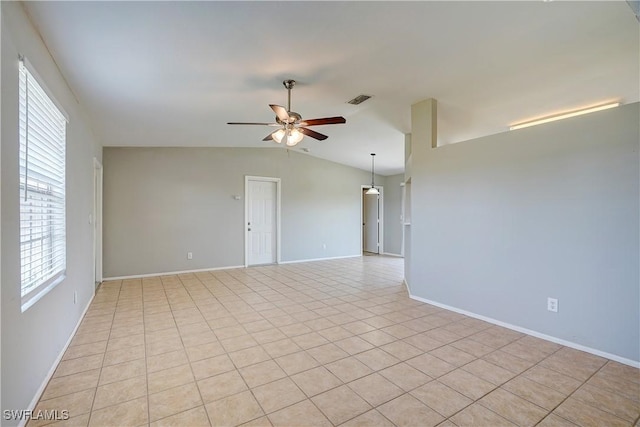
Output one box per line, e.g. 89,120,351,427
227,79,346,147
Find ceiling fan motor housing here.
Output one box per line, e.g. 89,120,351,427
276,111,301,125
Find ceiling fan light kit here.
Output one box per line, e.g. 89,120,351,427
227,79,346,147
272,127,304,146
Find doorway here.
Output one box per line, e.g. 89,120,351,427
93,158,103,287
362,186,383,255
245,176,281,266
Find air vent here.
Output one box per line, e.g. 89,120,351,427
347,94,372,105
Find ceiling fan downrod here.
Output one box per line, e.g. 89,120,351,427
283,79,295,114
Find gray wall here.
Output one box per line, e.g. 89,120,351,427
383,174,404,255
1,3,103,420
103,147,390,277
408,102,639,362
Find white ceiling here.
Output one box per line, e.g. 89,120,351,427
24,1,639,176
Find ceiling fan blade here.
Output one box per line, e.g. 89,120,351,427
262,131,277,141
300,127,328,141
270,104,290,122
227,122,279,126
299,116,346,127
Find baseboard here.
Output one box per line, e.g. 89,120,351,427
105,257,365,280
403,278,411,294
103,265,245,281
409,293,640,368
382,252,403,258
21,292,95,427
279,254,362,265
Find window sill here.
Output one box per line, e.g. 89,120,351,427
21,272,66,313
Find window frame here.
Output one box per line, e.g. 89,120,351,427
18,56,69,312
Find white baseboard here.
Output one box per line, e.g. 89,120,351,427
21,293,95,427
409,293,640,368
279,254,361,265
104,256,365,280
103,265,245,281
382,252,403,258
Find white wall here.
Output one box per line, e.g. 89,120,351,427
383,174,404,255
103,147,388,278
407,102,639,363
1,3,102,421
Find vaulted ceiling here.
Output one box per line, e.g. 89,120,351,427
24,1,639,175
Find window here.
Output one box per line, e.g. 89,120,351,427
19,59,67,311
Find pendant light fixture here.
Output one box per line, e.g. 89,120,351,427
366,153,379,195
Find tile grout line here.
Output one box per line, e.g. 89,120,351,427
88,279,122,426
535,357,633,426
142,277,153,426
33,257,639,427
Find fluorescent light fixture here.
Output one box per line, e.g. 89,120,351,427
509,102,620,131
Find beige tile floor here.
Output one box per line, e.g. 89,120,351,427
30,256,639,427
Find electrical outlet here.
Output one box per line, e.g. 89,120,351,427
547,297,558,313
187,252,193,260
322,243,327,250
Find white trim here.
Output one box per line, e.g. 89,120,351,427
93,158,103,286
279,254,362,265
408,293,640,368
20,293,95,427
105,256,366,280
19,55,69,122
400,182,406,257
102,265,245,281
21,273,66,313
382,252,403,258
403,279,411,294
360,184,384,255
245,176,282,267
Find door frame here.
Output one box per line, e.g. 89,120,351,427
244,176,281,267
360,185,384,255
93,157,103,286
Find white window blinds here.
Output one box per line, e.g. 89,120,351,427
19,59,67,308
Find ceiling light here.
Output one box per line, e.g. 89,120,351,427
285,128,304,146
509,102,620,131
366,153,379,195
365,187,379,195
272,128,286,143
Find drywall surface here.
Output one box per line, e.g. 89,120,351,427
1,3,102,421
409,102,639,362
103,147,382,277
383,174,404,255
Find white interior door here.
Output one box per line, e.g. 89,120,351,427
363,190,380,253
247,180,277,265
